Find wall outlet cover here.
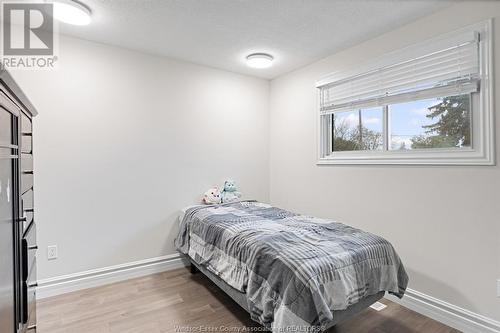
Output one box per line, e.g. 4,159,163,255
497,279,500,297
47,245,58,260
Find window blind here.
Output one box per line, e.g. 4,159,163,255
319,31,480,115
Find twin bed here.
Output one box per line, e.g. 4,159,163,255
175,201,408,332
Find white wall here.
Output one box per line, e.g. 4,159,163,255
12,36,270,280
269,1,500,322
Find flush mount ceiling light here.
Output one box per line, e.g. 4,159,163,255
246,53,274,69
52,0,92,26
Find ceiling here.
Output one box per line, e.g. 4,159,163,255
59,0,455,79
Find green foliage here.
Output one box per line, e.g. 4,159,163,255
332,118,383,151
410,135,457,149
410,95,470,149
333,137,361,151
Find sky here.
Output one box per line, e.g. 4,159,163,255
389,98,441,149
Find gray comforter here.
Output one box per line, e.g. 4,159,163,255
175,201,408,331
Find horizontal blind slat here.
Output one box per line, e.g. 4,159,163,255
326,71,477,106
322,41,476,89
324,54,477,100
320,80,478,115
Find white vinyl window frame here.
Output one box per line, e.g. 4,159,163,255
316,20,494,166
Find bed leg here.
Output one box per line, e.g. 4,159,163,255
190,263,198,274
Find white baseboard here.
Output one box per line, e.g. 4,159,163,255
386,288,500,333
36,253,188,299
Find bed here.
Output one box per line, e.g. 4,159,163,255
175,201,408,332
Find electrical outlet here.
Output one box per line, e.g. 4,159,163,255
47,245,58,260
497,279,500,298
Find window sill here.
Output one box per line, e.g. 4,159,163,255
317,149,495,166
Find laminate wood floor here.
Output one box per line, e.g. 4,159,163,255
38,267,461,333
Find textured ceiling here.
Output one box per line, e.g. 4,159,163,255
59,0,454,79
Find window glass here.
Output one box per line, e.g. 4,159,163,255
332,107,383,152
389,94,471,150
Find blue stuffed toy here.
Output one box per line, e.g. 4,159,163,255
221,179,242,203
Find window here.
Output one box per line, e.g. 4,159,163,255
317,20,494,165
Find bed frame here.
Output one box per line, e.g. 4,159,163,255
189,260,384,331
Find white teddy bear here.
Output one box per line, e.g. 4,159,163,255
202,186,222,205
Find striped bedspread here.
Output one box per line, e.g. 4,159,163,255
175,201,408,331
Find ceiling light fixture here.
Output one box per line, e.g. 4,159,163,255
246,53,274,69
52,0,92,26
